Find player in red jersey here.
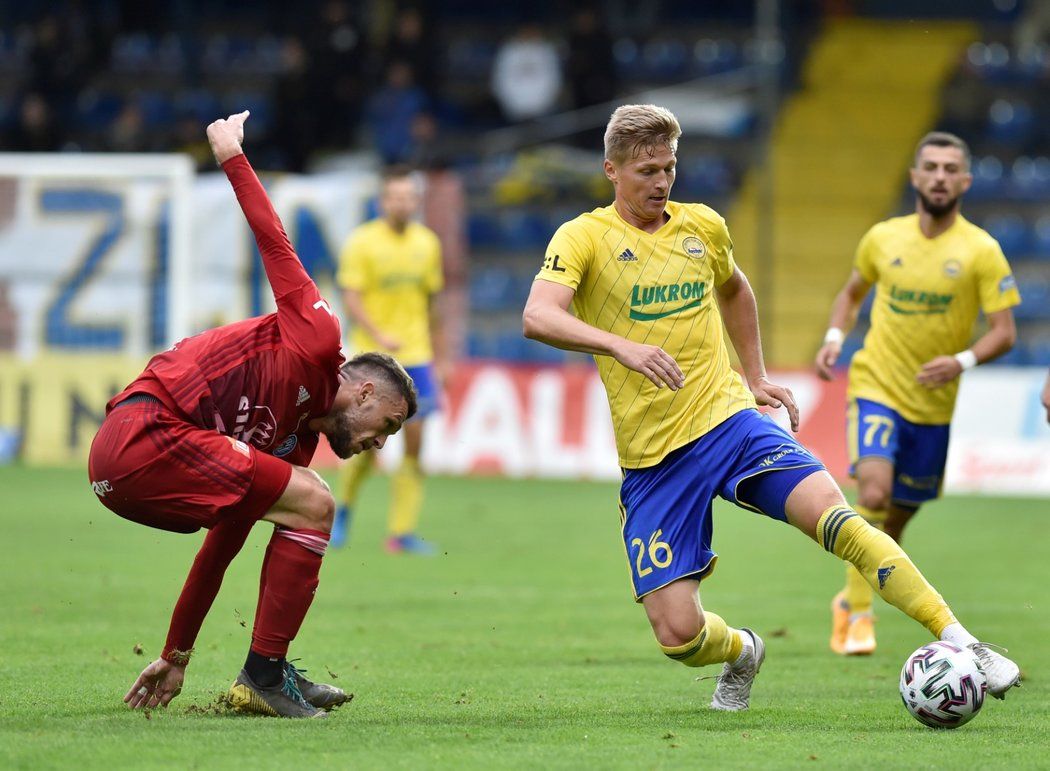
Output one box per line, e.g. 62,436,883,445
88,112,417,719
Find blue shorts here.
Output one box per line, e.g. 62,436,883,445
405,364,440,420
848,397,950,507
619,409,824,600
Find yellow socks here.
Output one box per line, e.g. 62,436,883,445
818,506,956,637
660,612,744,667
843,504,884,613
338,450,375,508
389,457,424,537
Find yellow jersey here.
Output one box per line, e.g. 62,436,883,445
337,218,443,367
848,213,1020,424
535,201,756,468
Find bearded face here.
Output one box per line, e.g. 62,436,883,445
325,409,357,459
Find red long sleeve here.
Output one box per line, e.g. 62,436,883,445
162,517,255,664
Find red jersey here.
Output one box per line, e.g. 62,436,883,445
110,154,344,467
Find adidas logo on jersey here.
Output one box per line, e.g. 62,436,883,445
617,248,637,262
891,257,903,267
296,385,310,406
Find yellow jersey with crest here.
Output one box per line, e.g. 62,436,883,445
337,218,443,367
535,200,756,469
848,213,1020,424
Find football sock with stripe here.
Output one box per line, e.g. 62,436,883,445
659,612,745,667
251,528,329,659
843,504,884,614
818,506,956,637
389,456,424,537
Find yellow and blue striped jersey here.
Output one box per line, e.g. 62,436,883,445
848,213,1021,424
535,201,756,468
337,219,443,367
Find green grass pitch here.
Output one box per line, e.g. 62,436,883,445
1,466,1047,769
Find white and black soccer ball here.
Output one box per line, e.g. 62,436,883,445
899,641,987,729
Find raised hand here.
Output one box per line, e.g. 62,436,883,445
613,339,685,390
206,110,250,165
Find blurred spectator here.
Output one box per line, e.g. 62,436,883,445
566,8,616,110
106,104,149,152
366,60,429,165
490,24,563,123
7,94,62,151
172,114,214,171
271,38,321,171
381,7,442,102
304,0,369,150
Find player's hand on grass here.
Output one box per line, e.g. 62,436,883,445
814,341,841,381
207,110,250,165
750,376,800,432
916,355,962,388
614,340,685,390
124,657,186,710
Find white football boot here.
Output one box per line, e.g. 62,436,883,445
710,628,765,711
969,643,1021,699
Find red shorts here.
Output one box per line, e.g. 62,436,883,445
87,395,292,533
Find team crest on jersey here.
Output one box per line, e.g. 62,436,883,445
682,236,706,260
274,434,298,457
943,259,962,279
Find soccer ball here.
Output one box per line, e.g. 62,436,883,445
899,641,987,729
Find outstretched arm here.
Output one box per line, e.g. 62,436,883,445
208,112,341,362
716,268,800,431
814,269,872,381
523,279,684,390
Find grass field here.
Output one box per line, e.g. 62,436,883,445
1,466,1047,769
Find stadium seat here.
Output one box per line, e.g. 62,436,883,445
982,213,1030,257
468,266,516,312
987,99,1035,145
641,39,689,81
1030,216,1050,259
968,156,1006,201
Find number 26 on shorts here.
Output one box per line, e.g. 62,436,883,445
631,530,673,578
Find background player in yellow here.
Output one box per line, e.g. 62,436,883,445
334,167,446,554
815,132,1020,655
523,106,1020,711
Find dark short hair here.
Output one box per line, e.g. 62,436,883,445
341,352,418,420
914,131,971,169
381,164,416,185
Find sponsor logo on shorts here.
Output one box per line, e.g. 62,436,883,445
897,473,940,491
91,480,113,497
682,236,706,259
296,385,310,406
758,444,797,467
274,434,298,457
877,565,896,589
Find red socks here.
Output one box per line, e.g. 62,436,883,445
250,528,329,658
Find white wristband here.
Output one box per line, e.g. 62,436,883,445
954,350,978,371
823,327,844,345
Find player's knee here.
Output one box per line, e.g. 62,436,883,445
651,612,705,649
297,475,336,533
857,482,891,512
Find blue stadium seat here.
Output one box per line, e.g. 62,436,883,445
135,90,175,128
75,90,124,130
1008,156,1050,201
641,39,689,81
469,266,517,312
983,214,1030,257
1025,337,1050,366
987,99,1035,145
692,38,742,76
613,38,641,80
1014,278,1050,320
1030,216,1050,259
968,156,1006,201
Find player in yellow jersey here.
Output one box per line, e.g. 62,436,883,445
816,132,1020,656
333,167,446,554
523,106,1020,710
